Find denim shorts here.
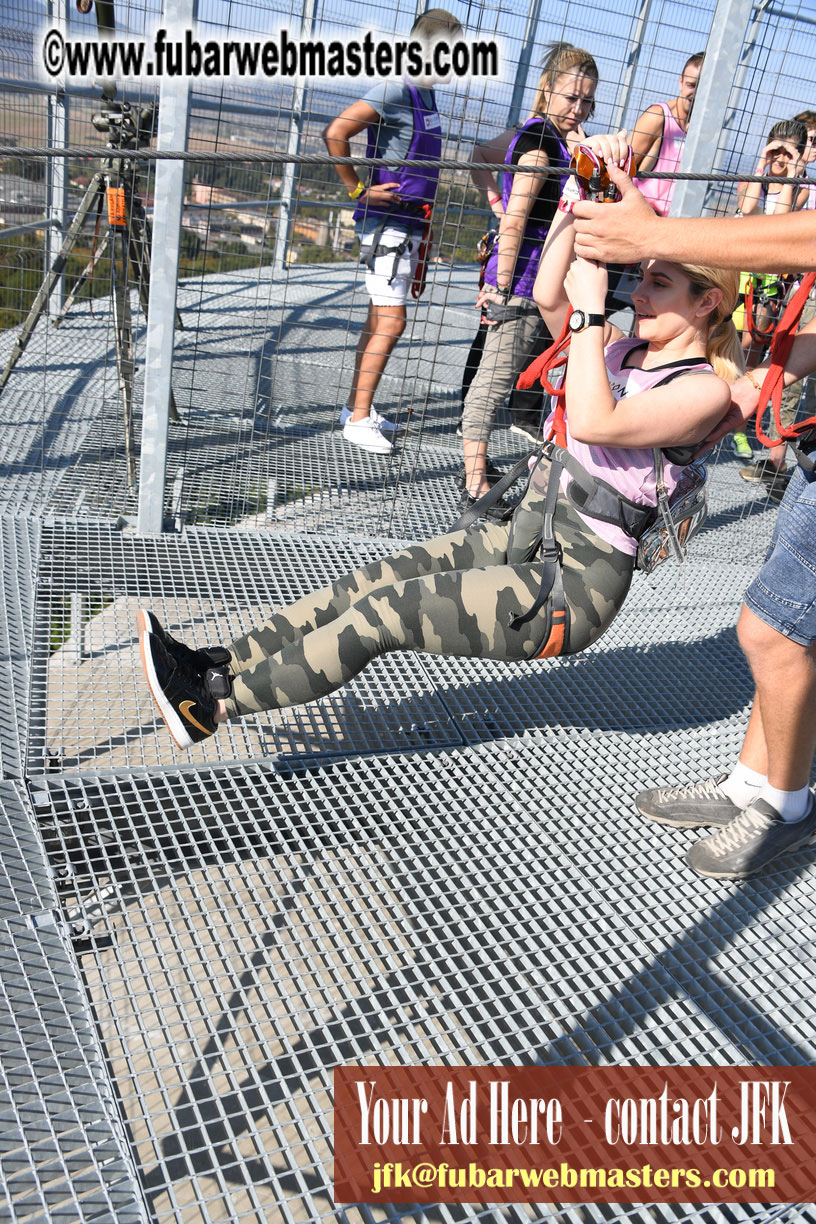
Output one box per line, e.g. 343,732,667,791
744,452,816,646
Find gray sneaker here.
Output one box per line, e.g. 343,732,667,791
635,774,741,828
686,795,816,879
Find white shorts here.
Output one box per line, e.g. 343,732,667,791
359,226,419,307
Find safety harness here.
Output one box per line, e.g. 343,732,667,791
743,274,792,345
360,202,433,297
749,271,816,469
452,315,712,658
451,142,705,659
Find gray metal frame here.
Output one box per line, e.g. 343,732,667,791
272,0,318,278
44,0,69,314
670,0,757,217
136,0,196,535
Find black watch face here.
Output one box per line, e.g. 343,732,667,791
569,310,584,332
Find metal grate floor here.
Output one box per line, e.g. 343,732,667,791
33,521,760,776
25,755,816,1224
1,262,812,1224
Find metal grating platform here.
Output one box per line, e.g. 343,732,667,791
0,265,784,553
17,755,815,1224
0,781,147,1224
1,258,811,1224
33,524,465,775
28,522,761,780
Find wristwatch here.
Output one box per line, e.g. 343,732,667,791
568,309,604,333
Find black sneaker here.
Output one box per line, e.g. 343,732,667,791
509,417,545,444
685,794,816,879
138,609,231,676
140,628,219,749
761,466,791,503
454,459,505,491
456,488,514,523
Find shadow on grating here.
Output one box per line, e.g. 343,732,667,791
25,753,814,1224
31,523,763,778
33,523,473,775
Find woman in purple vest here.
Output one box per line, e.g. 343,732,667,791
323,9,462,455
462,43,599,515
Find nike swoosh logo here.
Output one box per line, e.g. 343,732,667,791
180,700,211,735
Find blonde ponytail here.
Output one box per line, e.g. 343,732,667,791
705,315,746,384
674,263,746,383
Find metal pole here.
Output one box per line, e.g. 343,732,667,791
609,0,654,133
722,0,772,135
506,0,545,128
45,0,69,313
669,0,757,218
272,0,317,277
136,0,195,535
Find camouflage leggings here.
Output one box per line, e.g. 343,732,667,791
223,461,633,719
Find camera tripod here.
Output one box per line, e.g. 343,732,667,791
0,94,180,488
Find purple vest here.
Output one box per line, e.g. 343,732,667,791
353,84,441,228
484,116,569,300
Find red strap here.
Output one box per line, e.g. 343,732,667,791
753,272,816,447
410,205,433,300
516,308,572,446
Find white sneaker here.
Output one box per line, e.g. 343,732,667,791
339,405,398,434
342,415,393,454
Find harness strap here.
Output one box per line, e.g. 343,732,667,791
752,272,816,450
411,203,433,300
360,214,413,284
516,310,571,399
550,442,656,538
449,452,538,533
507,454,568,657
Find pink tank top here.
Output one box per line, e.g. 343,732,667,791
544,338,713,555
635,102,686,217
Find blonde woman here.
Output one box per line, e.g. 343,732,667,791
139,142,744,758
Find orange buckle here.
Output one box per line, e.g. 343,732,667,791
570,145,634,203
106,186,127,228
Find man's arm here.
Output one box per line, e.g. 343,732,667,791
471,128,514,221
573,164,816,272
322,100,401,205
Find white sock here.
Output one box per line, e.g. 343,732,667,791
720,762,767,809
758,784,812,822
